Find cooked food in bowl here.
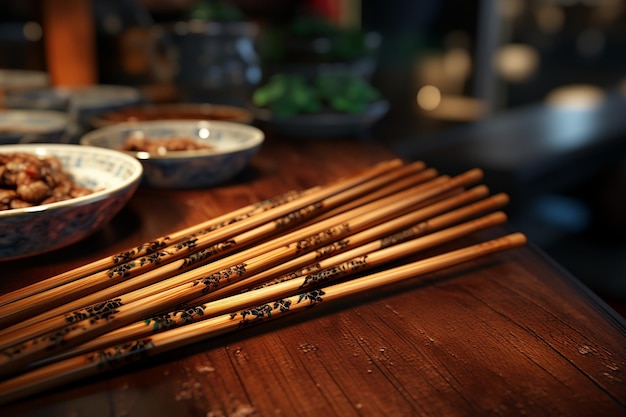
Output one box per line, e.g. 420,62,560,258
0,152,93,210
80,120,264,189
0,144,143,260
120,133,214,154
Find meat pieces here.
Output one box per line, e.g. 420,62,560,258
0,152,93,210
120,133,213,155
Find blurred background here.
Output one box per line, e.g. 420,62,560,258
0,0,625,312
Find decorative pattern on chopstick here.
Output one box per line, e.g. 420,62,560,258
37,210,510,362
0,159,418,328
0,159,405,309
204,188,506,301
1,179,474,355
0,169,484,373
0,165,440,345
0,232,527,405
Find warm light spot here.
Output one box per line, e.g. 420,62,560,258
23,21,42,42
442,48,472,83
545,84,605,109
416,85,441,111
535,4,565,33
198,128,210,139
493,44,540,82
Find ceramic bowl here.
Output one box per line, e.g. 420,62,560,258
0,109,69,144
0,143,143,260
90,102,253,129
80,120,264,188
0,69,49,94
66,85,143,132
3,87,71,112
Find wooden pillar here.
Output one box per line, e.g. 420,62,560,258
41,0,97,86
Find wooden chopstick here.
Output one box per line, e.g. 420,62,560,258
1,185,499,350
205,188,507,301
0,188,313,307
0,158,406,309
0,168,478,361
0,160,420,327
31,211,510,368
0,232,527,405
0,164,441,342
0,177,482,349
298,166,439,227
38,210,510,363
0,169,484,373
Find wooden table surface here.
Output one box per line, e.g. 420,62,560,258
1,134,625,417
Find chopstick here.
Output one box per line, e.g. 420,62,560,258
0,165,445,343
0,185,499,350
38,210,510,363
0,232,527,405
0,169,484,368
0,158,406,309
204,189,508,301
0,160,422,327
0,189,313,307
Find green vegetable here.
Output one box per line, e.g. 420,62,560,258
253,74,323,117
252,73,381,117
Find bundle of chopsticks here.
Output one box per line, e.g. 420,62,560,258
0,158,526,404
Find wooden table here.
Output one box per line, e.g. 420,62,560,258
1,135,625,417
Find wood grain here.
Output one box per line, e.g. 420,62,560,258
1,135,624,416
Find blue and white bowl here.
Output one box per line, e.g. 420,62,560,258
3,87,71,111
0,144,143,260
0,109,69,144
80,120,264,188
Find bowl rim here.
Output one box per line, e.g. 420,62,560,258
79,119,265,160
0,143,143,218
90,102,254,128
0,109,69,133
